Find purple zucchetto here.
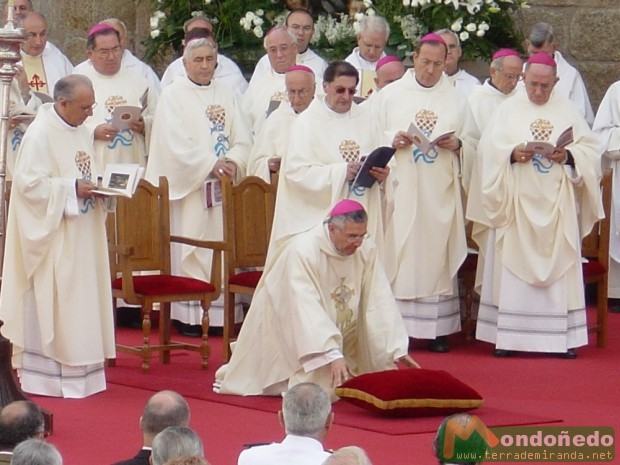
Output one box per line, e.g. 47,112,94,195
527,52,557,68
329,199,365,218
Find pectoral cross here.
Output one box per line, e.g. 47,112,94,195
29,74,47,91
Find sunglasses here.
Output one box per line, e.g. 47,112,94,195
334,87,357,95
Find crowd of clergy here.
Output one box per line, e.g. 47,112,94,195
0,0,618,399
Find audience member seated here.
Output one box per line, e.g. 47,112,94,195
10,439,61,465
323,446,373,465
151,427,204,465
237,383,333,465
163,456,210,465
112,390,190,465
0,401,45,464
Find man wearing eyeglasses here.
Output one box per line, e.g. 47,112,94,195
73,24,158,168
251,9,327,89
243,26,299,134
0,75,116,398
270,61,389,261
215,199,417,398
465,49,524,304
247,64,316,181
373,33,474,353
475,53,602,359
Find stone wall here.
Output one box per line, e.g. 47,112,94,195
2,0,619,109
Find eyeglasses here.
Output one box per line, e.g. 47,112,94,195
68,101,97,112
524,80,553,91
345,233,368,243
93,45,122,58
334,87,357,95
500,71,521,81
286,89,310,98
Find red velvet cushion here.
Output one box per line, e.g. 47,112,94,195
112,275,215,296
582,261,606,278
228,270,262,288
334,368,483,418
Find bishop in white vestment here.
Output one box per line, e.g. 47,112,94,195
476,54,602,356
215,201,414,398
145,39,251,327
0,76,116,398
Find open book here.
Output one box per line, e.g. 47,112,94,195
92,163,143,197
111,105,142,130
524,126,574,156
407,122,455,154
350,146,396,190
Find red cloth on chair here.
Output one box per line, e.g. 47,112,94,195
112,275,215,295
228,270,263,288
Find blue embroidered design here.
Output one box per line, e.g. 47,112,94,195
11,129,23,152
531,154,553,174
412,146,438,164
80,197,96,214
349,185,366,197
214,133,230,158
108,129,134,149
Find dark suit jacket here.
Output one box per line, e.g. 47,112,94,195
111,448,151,465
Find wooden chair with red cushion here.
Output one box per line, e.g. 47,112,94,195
107,176,226,371
221,175,276,361
582,168,612,348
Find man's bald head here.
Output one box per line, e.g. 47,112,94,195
21,12,48,57
0,401,44,450
140,390,190,445
374,59,405,90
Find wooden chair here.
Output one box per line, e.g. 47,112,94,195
107,176,226,371
221,176,276,361
582,168,612,348
459,221,479,343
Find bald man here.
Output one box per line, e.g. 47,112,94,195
247,65,316,181
19,12,73,97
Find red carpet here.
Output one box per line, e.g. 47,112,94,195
106,342,561,436
27,308,620,465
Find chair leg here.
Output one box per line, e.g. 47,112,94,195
159,302,172,364
140,303,153,372
223,291,235,362
200,300,211,369
597,281,608,348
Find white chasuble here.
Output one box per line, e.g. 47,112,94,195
242,68,288,134
271,97,389,260
374,71,468,338
78,66,157,167
214,224,409,397
0,104,115,397
146,76,252,325
476,90,602,352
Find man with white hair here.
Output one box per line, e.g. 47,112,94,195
323,446,373,465
146,37,251,332
10,439,62,465
243,26,298,134
151,427,204,465
237,383,333,465
476,53,602,358
19,12,73,98
345,15,389,97
160,15,248,95
525,21,594,125
435,29,480,100
247,64,316,181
